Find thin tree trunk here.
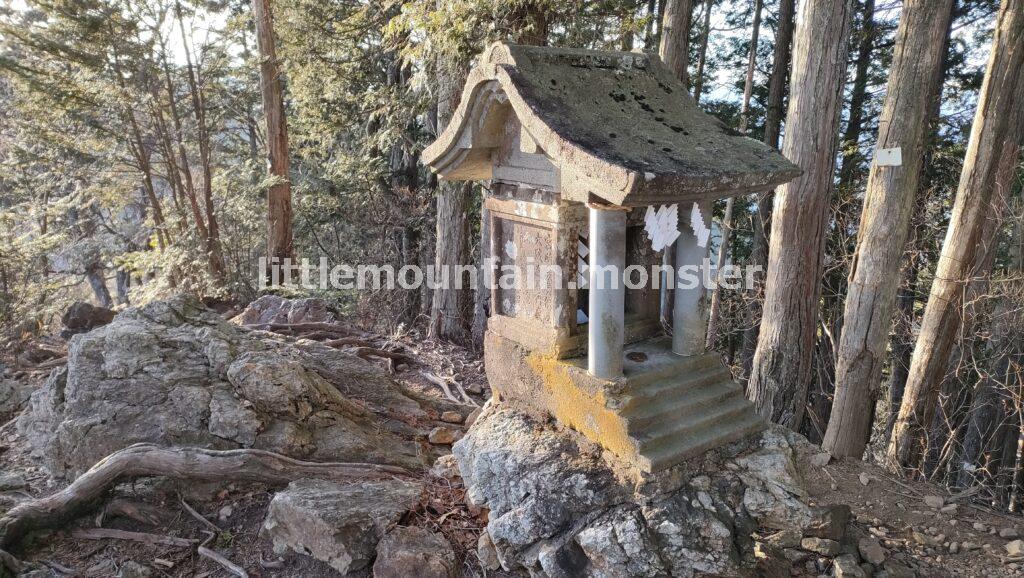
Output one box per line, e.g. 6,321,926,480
176,1,226,279
887,0,1024,473
659,0,696,87
823,0,955,458
691,0,715,103
252,0,294,265
740,0,795,383
835,0,877,193
746,0,853,428
706,0,761,350
85,266,113,309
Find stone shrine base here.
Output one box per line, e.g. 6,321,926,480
484,332,765,472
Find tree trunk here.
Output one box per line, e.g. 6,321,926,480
706,0,761,350
835,0,877,193
252,0,294,266
887,0,1024,473
691,0,715,103
659,0,696,87
428,55,472,342
85,266,113,309
739,0,795,383
176,1,226,279
746,0,853,429
822,0,955,458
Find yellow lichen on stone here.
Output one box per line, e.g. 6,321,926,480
525,352,637,459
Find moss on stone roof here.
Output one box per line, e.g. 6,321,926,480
424,43,800,207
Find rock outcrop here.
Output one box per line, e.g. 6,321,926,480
453,404,851,577
18,296,429,478
261,478,424,575
0,378,32,421
229,294,338,326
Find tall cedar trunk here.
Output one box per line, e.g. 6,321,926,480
659,0,696,87
887,0,1024,473
428,55,472,342
746,0,852,428
691,0,714,103
176,2,226,279
252,0,294,265
740,0,795,383
835,0,877,193
822,0,955,458
707,0,761,349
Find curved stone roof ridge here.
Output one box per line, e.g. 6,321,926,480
423,42,801,206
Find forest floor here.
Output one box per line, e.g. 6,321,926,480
1,315,1023,577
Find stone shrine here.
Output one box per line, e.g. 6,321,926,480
424,43,800,472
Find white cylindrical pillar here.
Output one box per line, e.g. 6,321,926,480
588,205,627,379
672,202,711,356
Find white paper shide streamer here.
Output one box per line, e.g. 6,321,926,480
644,204,681,251
690,202,711,248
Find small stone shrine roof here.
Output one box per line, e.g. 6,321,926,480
423,43,800,207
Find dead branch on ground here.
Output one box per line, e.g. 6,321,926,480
0,443,410,550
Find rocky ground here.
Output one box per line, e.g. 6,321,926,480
0,296,1022,577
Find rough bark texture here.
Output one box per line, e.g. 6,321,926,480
747,0,852,428
252,0,294,263
428,56,472,342
822,0,955,458
887,0,1024,473
740,0,795,383
658,0,696,87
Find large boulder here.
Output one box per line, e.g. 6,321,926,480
230,295,338,326
453,405,836,577
261,478,424,575
18,296,428,478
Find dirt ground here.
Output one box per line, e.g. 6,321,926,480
793,442,1024,578
3,328,1024,577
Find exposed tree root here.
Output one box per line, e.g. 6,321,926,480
0,443,410,550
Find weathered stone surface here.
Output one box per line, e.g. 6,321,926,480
61,301,115,337
801,537,841,556
477,531,501,571
423,43,801,208
262,478,424,575
833,554,867,577
0,378,32,420
372,526,456,578
230,294,337,326
428,426,459,445
1006,539,1024,557
804,505,852,541
17,296,427,478
858,537,887,565
453,405,837,577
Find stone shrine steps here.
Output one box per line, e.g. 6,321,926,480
618,348,766,472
